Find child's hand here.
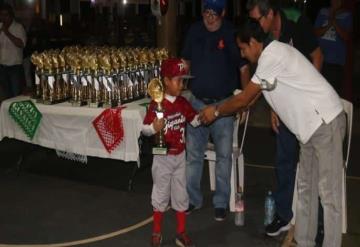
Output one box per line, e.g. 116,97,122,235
153,117,165,133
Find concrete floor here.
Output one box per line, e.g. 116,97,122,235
0,98,359,246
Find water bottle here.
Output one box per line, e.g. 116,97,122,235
264,191,275,226
234,187,245,226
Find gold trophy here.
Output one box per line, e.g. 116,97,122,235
88,54,102,108
42,53,53,104
98,53,113,108
147,78,167,155
30,52,44,101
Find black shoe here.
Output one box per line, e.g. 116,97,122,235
185,204,200,215
214,208,226,221
265,214,291,236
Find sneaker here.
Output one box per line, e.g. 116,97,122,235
185,204,200,215
175,232,195,247
151,233,162,247
214,208,226,221
265,214,291,236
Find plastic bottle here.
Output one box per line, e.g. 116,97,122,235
234,187,245,226
264,191,275,226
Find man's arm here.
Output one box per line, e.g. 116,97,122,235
200,81,261,124
331,11,352,42
240,64,250,89
0,26,25,48
309,47,323,71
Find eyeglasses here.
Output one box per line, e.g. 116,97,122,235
254,15,264,22
203,9,219,19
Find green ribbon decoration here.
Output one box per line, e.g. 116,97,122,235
8,100,42,140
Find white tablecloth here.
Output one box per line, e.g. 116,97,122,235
0,96,149,162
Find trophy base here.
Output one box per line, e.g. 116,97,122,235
72,101,87,107
88,102,102,108
152,147,167,155
102,103,111,109
43,100,56,105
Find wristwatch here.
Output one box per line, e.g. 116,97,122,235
214,105,220,118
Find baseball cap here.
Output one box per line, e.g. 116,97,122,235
160,58,193,79
203,0,227,15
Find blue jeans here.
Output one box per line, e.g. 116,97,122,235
186,97,234,209
0,64,25,98
274,121,299,222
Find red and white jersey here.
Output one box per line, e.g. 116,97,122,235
143,96,197,155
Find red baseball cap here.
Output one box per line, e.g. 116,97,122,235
160,58,193,79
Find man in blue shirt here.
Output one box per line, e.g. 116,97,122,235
314,0,352,95
182,0,250,221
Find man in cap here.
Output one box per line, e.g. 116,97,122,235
182,0,250,221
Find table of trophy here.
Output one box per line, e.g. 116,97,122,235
0,46,168,164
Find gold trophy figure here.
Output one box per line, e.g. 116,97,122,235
43,53,53,104
147,78,167,155
119,52,128,102
58,53,70,99
89,54,101,108
139,50,150,97
111,52,121,106
51,53,63,102
30,52,44,101
98,53,113,108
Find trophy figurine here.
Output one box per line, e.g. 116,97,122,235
147,78,167,155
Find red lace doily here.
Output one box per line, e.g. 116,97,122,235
93,107,126,153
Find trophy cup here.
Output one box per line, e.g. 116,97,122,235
147,78,167,155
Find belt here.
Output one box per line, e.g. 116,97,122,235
196,95,232,105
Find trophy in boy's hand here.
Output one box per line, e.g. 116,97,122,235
147,78,167,155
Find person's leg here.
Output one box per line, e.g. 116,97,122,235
8,65,25,97
315,113,345,247
274,121,299,223
210,115,234,209
0,65,11,99
171,152,190,236
186,98,209,208
151,155,173,235
294,141,319,247
171,152,189,214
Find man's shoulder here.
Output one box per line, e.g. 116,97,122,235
10,20,25,31
263,41,292,57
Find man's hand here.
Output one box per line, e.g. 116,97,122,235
153,117,165,133
270,110,280,134
199,105,217,125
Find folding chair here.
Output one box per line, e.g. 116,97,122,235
204,110,250,212
291,99,353,234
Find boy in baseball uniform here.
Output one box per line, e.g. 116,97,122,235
142,58,200,247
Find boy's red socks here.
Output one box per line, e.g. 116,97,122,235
153,210,164,234
176,211,186,234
